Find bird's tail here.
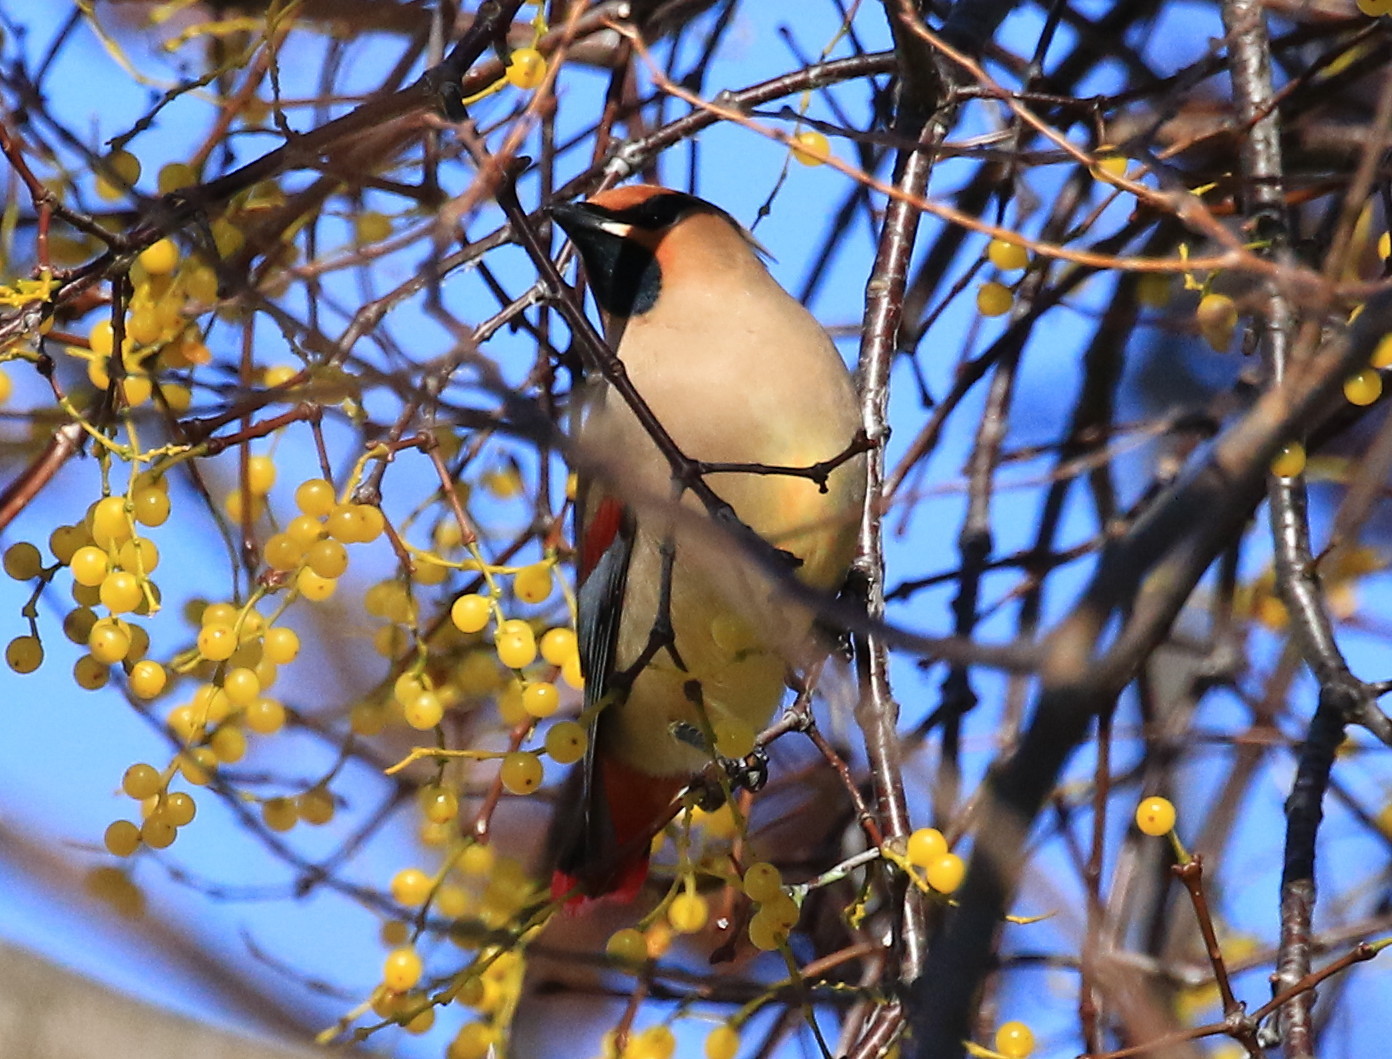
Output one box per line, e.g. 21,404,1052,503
549,753,684,911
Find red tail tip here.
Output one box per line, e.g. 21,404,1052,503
550,857,650,914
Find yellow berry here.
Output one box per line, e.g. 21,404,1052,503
192,681,232,722
522,681,560,718
760,890,800,929
262,796,297,831
705,1025,740,1059
104,819,141,857
459,843,495,876
223,667,261,705
747,908,787,951
496,623,537,669
326,502,378,542
513,561,553,603
263,626,300,664
987,237,1029,271
178,745,215,790
157,161,196,193
200,602,237,627
404,691,444,730
296,568,338,601
500,752,543,794
1357,0,1392,14
49,524,90,564
504,47,547,89
355,210,393,244
99,571,143,613
976,280,1013,317
415,561,447,586
125,305,162,346
391,867,433,906
907,827,948,868
244,697,287,734
1135,795,1176,836
449,1022,496,1059
197,622,237,661
69,545,110,587
540,626,577,665
164,791,197,826
790,129,830,166
306,538,349,578
88,619,132,664
667,891,708,933
1371,333,1392,370
281,516,320,550
451,593,492,634
128,659,167,699
96,150,140,200
263,533,303,571
631,1026,676,1059
4,539,39,581
211,217,244,257
62,607,97,646
925,852,966,893
117,536,158,574
372,624,407,659
994,1021,1035,1059
138,238,179,276
209,725,246,764
1344,368,1383,407
122,763,162,800
5,635,43,674
453,654,502,700
351,504,386,542
140,817,176,850
294,478,336,517
91,496,131,544
606,927,648,964
1196,292,1238,352
88,319,114,357
1271,440,1306,478
246,454,277,495
74,654,111,690
222,489,263,523
383,946,423,992
297,787,334,825
544,720,588,764
742,861,783,903
1095,153,1129,178
263,364,297,386
350,702,388,737
562,655,584,690
497,680,528,726
403,1006,435,1035
418,785,458,824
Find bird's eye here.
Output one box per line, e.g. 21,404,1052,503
602,192,700,232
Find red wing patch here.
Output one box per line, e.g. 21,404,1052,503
579,496,625,582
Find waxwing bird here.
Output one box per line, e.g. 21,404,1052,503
547,185,866,904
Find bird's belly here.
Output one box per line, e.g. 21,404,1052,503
603,528,808,777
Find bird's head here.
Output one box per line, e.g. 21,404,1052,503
548,185,764,320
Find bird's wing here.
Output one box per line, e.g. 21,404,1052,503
551,487,636,901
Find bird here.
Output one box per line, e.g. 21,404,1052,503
546,184,867,905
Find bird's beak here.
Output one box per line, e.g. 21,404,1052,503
547,201,634,242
